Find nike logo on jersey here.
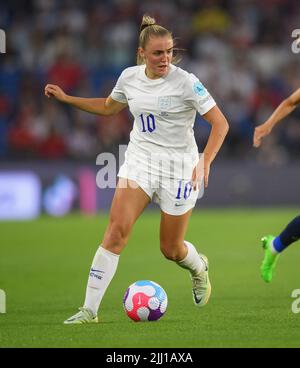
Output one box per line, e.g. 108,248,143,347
175,203,185,207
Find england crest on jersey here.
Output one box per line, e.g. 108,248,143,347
158,96,172,111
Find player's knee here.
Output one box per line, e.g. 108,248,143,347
160,242,183,262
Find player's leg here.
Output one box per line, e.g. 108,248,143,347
64,178,150,324
261,215,300,283
159,210,211,307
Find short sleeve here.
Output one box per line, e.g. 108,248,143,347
183,73,216,115
110,71,127,104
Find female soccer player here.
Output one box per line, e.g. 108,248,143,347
45,15,229,323
253,87,300,283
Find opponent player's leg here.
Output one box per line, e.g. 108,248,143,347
159,210,211,307
64,179,150,324
261,215,300,283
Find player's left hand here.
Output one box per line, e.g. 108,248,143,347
191,161,210,190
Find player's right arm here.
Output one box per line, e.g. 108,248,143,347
44,84,127,116
253,88,300,147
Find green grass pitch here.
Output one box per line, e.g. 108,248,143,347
0,209,300,348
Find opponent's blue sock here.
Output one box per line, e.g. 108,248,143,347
274,215,300,253
273,236,284,253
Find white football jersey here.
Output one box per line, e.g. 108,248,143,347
111,64,216,179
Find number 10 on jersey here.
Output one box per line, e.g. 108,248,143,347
140,113,156,133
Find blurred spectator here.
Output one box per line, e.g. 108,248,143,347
38,124,66,159
47,51,85,94
67,109,98,160
8,100,39,158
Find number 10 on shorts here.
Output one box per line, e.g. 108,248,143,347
176,180,193,200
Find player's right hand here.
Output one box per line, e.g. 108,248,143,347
44,84,67,102
253,123,272,148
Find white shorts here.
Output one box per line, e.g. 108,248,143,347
118,157,200,216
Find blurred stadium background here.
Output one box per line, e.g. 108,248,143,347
1,0,300,219
1,0,300,349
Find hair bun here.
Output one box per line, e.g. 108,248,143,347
140,14,156,32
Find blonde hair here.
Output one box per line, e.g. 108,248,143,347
137,15,180,65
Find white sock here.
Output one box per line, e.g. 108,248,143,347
177,241,205,276
83,246,119,316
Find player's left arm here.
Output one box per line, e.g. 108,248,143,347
192,105,229,189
